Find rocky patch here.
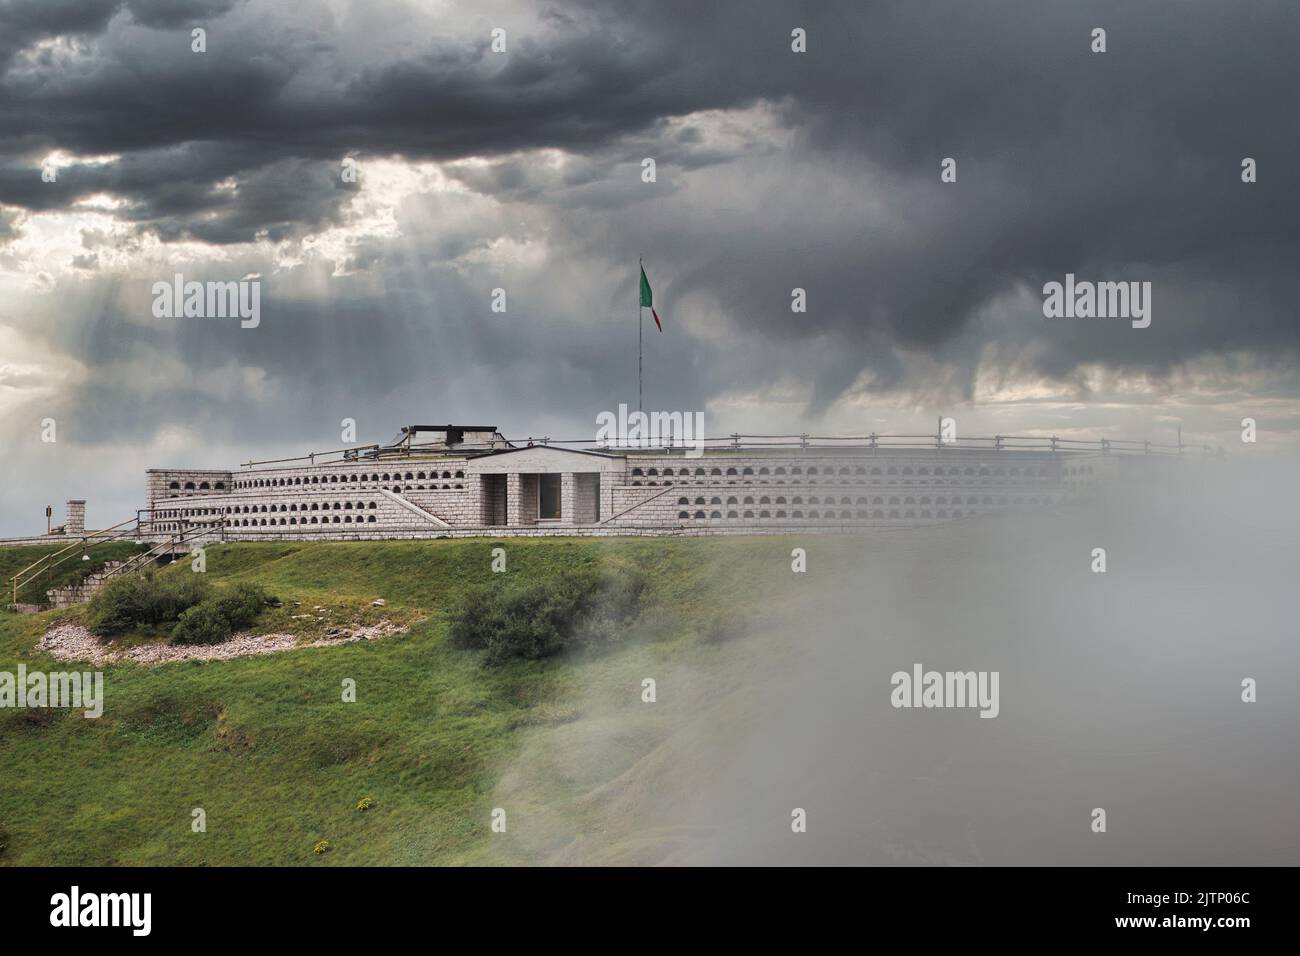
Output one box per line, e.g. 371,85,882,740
37,620,407,667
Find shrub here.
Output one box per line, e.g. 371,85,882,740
448,567,647,666
86,572,209,638
211,583,270,629
571,569,648,649
169,601,231,645
700,612,749,644
171,583,272,645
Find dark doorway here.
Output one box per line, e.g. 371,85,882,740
538,473,562,520
482,474,507,525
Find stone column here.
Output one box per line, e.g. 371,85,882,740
560,473,576,525
599,478,614,523
66,500,86,536
506,474,522,527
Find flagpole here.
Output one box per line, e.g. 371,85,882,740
638,256,643,414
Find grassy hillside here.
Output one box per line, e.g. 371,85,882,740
0,537,813,865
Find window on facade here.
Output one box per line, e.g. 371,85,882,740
538,473,562,520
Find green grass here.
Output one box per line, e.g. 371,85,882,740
0,537,819,865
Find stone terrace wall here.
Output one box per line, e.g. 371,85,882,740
146,456,477,534
152,488,449,536
136,448,1126,541
604,450,1081,528
400,483,483,525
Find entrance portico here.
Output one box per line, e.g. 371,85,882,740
469,446,623,527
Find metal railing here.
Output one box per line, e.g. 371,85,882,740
231,431,1217,470
8,516,143,606
95,523,218,584
7,511,227,607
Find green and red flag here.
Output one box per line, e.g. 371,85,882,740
639,265,662,332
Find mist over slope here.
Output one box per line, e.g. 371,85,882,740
494,456,1300,865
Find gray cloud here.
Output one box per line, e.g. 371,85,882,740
2,0,1300,532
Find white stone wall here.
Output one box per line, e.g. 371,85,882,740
146,457,476,534
150,489,444,535
401,484,482,525
147,469,234,503
604,451,1070,528
1061,453,1116,495
228,459,471,493
136,446,1111,540
144,469,233,532
466,446,623,475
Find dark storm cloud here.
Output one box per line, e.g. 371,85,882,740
124,0,241,30
0,0,118,75
0,1,238,89
3,0,1300,422
0,143,348,243
556,0,1300,403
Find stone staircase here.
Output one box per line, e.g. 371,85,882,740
42,528,213,608
46,560,132,609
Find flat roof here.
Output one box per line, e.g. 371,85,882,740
400,425,499,432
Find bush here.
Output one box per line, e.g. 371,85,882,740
86,572,209,638
171,583,272,645
212,583,270,628
169,601,231,645
700,611,749,644
448,567,647,666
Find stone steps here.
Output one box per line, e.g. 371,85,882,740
46,560,134,608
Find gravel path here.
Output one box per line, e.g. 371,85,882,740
37,620,406,666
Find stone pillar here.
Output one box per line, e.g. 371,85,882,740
560,473,576,525
518,475,539,525
599,478,614,523
506,474,522,527
66,500,86,536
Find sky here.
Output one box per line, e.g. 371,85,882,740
2,0,1299,533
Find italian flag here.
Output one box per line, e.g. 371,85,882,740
640,265,662,332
